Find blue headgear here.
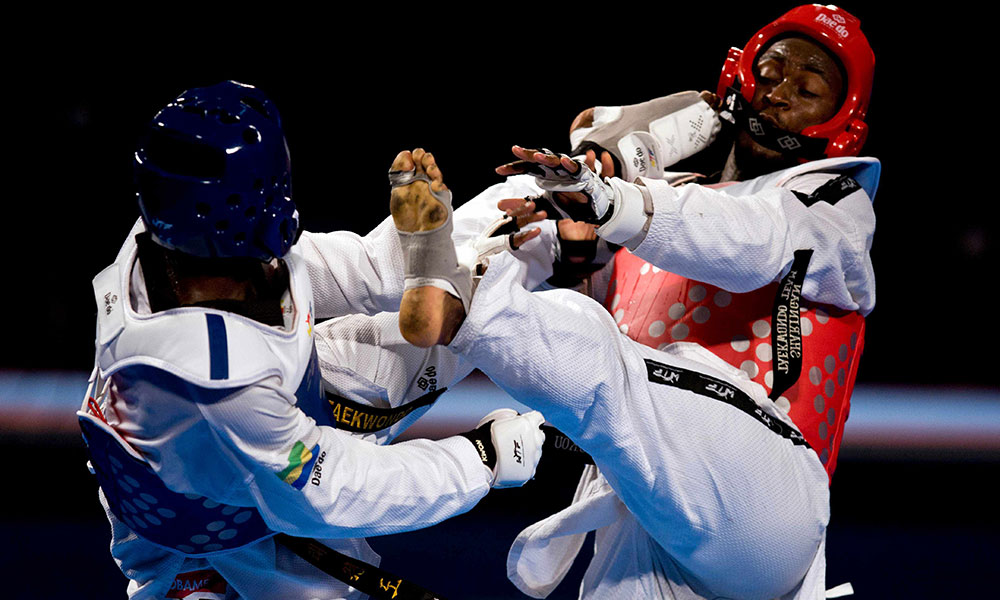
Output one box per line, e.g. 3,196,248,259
134,80,298,261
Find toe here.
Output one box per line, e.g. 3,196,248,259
421,151,448,193
391,150,414,172
411,148,426,175
421,151,436,173
425,160,448,192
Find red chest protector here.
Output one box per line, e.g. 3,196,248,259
605,248,864,480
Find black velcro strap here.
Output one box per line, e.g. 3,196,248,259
770,249,813,400
276,534,446,600
489,217,520,238
324,389,446,434
559,239,598,264
527,193,565,221
643,358,808,447
791,174,861,207
458,421,498,471
529,193,602,224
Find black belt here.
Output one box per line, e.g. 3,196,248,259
277,534,446,600
644,358,808,447
326,389,595,465
769,249,813,401
296,357,801,599
325,388,447,433
541,425,593,465
275,425,593,600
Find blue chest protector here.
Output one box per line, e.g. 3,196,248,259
79,345,325,557
79,229,328,556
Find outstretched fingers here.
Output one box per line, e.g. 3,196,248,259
496,145,581,177
512,227,542,248
497,197,547,227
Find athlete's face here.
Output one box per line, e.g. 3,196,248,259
737,36,845,163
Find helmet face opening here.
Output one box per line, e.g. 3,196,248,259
143,129,227,179
717,4,874,158
755,32,849,111
134,80,298,262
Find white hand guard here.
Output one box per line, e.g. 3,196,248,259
523,154,651,246
461,408,546,488
456,214,517,271
523,151,617,225
569,91,723,181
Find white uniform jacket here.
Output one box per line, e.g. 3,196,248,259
630,156,879,314
447,156,879,599
80,220,492,599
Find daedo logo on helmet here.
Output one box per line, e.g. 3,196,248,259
716,4,875,159
815,13,850,38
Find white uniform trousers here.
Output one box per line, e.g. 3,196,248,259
450,253,830,600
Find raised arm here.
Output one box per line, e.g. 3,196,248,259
502,147,878,313
193,375,541,539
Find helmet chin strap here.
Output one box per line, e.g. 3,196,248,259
719,87,828,161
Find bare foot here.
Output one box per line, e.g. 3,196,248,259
390,148,449,232
389,148,466,347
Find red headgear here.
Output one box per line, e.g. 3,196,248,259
717,4,875,158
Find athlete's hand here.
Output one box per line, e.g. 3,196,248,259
496,146,616,225
557,220,597,247
495,149,608,246
699,90,723,111
496,145,583,179
460,408,545,488
580,148,616,178
495,145,614,217
497,197,548,232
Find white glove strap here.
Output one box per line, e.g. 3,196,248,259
534,162,614,222
596,178,652,245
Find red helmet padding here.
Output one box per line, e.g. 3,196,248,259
717,4,875,157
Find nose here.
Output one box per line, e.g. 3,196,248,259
763,78,793,108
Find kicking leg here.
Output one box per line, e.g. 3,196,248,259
388,151,826,596
452,255,829,599
389,148,467,347
389,149,541,346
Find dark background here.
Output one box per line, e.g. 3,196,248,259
2,5,998,599
3,4,997,384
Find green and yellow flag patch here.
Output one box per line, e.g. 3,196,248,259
277,441,320,490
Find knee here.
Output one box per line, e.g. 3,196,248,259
688,525,825,600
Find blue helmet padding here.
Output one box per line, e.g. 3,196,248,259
135,81,298,261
